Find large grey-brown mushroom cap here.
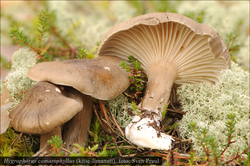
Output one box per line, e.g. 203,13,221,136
97,12,231,102
27,56,130,100
9,82,83,134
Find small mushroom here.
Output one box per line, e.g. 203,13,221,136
1,102,14,134
97,12,231,150
27,56,130,150
9,81,83,150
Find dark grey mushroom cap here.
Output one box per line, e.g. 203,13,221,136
9,82,83,134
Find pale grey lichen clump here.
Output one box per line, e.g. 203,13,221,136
178,61,249,157
5,48,37,104
4,48,40,148
237,36,250,71
106,94,134,128
11,48,37,70
46,1,136,56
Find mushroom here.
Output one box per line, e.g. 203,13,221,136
9,81,84,150
26,56,130,150
97,12,231,150
1,102,14,134
27,56,130,100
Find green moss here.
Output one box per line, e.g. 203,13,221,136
0,127,38,156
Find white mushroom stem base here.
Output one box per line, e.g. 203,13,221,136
125,115,174,150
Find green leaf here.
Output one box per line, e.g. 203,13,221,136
131,101,140,116
98,144,108,157
162,103,168,120
76,47,86,59
90,144,99,152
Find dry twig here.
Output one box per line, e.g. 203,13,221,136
8,133,23,150
21,134,28,155
113,137,122,157
106,107,125,136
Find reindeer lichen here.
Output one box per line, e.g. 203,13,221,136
10,48,36,70
5,48,37,104
106,94,134,128
177,61,249,158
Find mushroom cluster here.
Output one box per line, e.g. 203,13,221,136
97,12,231,150
9,56,130,152
9,12,231,152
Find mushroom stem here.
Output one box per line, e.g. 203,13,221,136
125,62,177,150
40,126,62,149
142,62,178,115
62,94,92,152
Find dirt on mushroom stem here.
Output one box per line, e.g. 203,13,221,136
137,109,165,138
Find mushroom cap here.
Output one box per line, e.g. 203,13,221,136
27,56,130,100
9,82,83,134
97,12,231,102
1,102,14,134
